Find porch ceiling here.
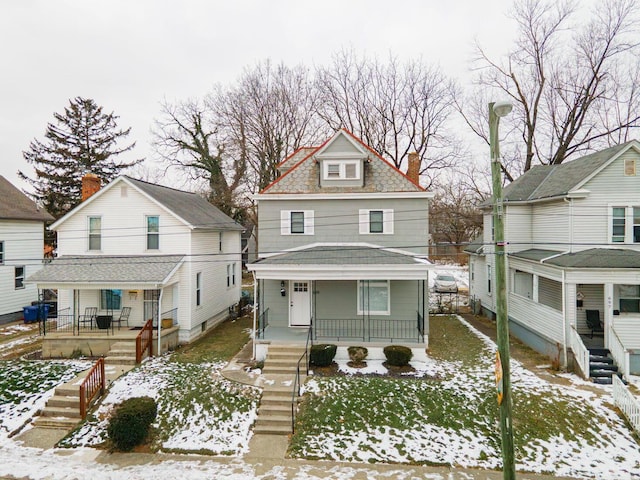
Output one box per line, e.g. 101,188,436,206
26,254,184,289
249,245,431,280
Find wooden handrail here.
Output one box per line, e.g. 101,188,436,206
136,318,154,363
79,357,105,419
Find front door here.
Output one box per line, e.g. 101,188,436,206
289,281,311,326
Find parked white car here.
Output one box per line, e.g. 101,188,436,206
434,274,458,293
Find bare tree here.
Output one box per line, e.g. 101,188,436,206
316,50,463,188
467,0,640,179
153,98,244,218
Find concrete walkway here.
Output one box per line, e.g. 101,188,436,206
10,346,577,479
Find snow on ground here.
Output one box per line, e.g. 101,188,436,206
0,312,638,478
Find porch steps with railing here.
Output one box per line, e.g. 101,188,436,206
589,348,623,385
105,341,138,365
33,381,83,429
254,345,306,435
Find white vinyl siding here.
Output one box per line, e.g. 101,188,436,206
280,210,314,235
359,209,394,234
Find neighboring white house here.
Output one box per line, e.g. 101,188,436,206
466,140,640,380
0,176,53,323
248,129,433,361
28,175,243,343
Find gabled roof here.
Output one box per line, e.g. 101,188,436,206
27,255,185,285
52,176,243,231
0,176,53,222
483,141,640,207
262,129,425,194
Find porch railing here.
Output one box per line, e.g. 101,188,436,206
136,318,153,363
314,316,424,342
161,308,178,327
613,375,640,434
569,325,590,379
256,308,269,339
291,327,312,433
609,327,630,380
79,357,105,419
40,307,116,336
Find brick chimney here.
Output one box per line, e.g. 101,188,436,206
407,152,420,185
81,173,101,201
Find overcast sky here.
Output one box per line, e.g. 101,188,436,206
1,0,519,192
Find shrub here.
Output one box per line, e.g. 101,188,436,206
383,345,413,367
347,346,368,365
309,344,337,367
107,396,157,451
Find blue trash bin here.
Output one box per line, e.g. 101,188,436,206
37,304,50,321
23,306,38,323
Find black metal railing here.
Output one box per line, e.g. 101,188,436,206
314,316,423,343
39,307,116,336
291,327,312,433
256,308,269,339
417,311,425,339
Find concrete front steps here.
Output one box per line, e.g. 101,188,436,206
33,380,83,429
254,345,307,435
105,341,138,365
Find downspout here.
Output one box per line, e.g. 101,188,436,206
561,270,568,369
157,287,164,356
564,198,574,253
252,271,257,360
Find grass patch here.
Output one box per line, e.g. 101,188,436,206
170,316,252,364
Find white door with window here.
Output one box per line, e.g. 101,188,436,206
289,281,311,326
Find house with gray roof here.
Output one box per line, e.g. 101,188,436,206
28,175,243,354
465,140,640,382
0,176,53,323
247,129,433,361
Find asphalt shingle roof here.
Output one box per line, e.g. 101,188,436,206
254,245,424,266
27,255,184,284
125,177,243,231
543,248,640,269
0,176,53,222
509,249,565,262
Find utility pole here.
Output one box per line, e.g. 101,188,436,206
489,101,516,480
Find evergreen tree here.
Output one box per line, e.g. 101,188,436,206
19,97,142,219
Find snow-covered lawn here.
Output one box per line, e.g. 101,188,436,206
0,314,638,479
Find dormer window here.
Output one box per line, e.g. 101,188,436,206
323,160,360,180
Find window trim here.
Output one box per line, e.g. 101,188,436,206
357,280,390,315
88,216,102,251
487,264,492,295
359,209,394,234
226,264,231,287
609,205,640,244
0,240,4,265
100,289,122,310
146,215,159,250
322,160,360,180
280,210,314,235
14,265,24,290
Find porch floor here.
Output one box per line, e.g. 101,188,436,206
580,334,605,350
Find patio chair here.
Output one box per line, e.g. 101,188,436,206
112,307,131,329
78,307,97,330
585,309,604,338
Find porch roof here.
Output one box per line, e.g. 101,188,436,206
27,255,185,288
510,248,640,268
249,245,431,280
509,249,565,262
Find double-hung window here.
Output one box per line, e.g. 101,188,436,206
146,216,159,250
487,264,492,295
359,209,393,234
281,210,314,235
357,280,390,315
619,285,640,313
88,216,101,251
612,207,626,243
610,206,640,243
14,266,24,289
323,160,360,180
0,241,4,264
196,272,202,306
226,265,231,287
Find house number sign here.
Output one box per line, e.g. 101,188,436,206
495,351,504,405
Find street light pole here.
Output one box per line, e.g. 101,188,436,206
489,101,516,480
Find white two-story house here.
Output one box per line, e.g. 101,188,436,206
29,175,243,347
0,176,53,323
247,129,433,361
466,140,640,380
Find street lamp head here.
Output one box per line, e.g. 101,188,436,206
493,101,513,118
